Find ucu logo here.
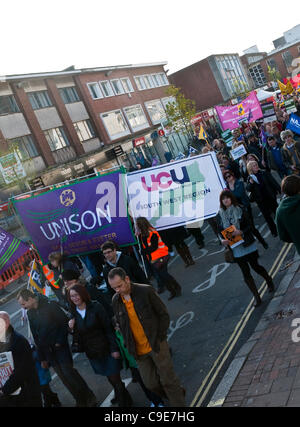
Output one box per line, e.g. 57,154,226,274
141,166,190,192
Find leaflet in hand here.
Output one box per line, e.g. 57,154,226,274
221,225,244,249
0,351,21,395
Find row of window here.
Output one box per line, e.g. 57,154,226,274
101,97,174,141
0,87,81,116
4,94,175,161
87,73,169,100
0,72,169,116
9,119,96,161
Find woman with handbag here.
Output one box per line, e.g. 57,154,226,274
68,285,133,407
135,217,182,301
217,190,275,308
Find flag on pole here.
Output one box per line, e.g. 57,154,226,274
248,108,253,122
277,80,293,95
198,125,208,142
237,104,245,116
188,146,198,157
260,126,268,148
175,152,186,160
28,259,45,295
0,227,29,275
286,80,294,95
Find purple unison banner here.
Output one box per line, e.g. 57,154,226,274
215,91,263,131
13,171,136,263
0,227,29,275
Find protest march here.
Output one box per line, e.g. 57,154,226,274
1,44,300,410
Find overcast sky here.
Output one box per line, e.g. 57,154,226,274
1,0,299,77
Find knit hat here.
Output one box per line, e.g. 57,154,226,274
280,129,294,141
61,269,80,281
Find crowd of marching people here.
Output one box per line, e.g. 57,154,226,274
1,90,300,408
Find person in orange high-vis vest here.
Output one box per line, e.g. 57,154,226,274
136,217,182,301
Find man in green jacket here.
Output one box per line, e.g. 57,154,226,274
275,175,300,255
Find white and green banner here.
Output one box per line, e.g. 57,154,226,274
127,152,226,230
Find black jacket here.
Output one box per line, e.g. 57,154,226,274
0,327,42,407
103,253,149,289
112,283,170,358
71,301,119,360
217,206,256,248
246,170,281,206
27,295,69,362
160,226,189,247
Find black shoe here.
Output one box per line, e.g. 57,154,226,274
111,395,118,405
86,393,98,407
43,393,62,408
168,293,177,301
272,231,278,237
262,241,269,249
157,287,165,294
114,382,133,407
198,243,205,249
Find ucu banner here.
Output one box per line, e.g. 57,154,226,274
127,153,226,231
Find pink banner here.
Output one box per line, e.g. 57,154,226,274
215,92,263,131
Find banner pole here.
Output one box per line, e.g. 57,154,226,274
131,216,149,280
9,198,28,240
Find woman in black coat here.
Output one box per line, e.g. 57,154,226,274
246,160,281,237
68,285,132,407
217,190,275,308
0,324,42,407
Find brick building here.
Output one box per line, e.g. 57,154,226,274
241,41,300,89
169,54,250,112
0,62,187,200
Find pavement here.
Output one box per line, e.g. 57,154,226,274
208,249,300,407
2,247,300,408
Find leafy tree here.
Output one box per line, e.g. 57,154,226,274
231,78,250,99
267,65,281,83
164,85,196,140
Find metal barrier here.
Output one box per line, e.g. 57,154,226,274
0,250,39,289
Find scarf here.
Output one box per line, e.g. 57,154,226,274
249,174,260,184
219,205,243,229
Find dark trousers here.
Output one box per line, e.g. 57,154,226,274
152,263,174,288
258,199,278,236
188,227,204,245
246,206,267,245
136,341,185,407
0,394,42,407
236,252,270,283
46,344,94,405
151,262,181,296
130,367,163,406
